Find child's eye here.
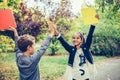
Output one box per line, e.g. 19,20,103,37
72,38,75,39
72,37,75,39
77,37,80,39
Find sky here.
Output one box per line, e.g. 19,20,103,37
25,0,95,16
70,0,95,15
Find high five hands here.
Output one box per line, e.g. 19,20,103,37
47,21,59,37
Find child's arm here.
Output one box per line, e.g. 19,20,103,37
57,34,73,53
7,26,22,54
8,26,18,37
54,23,73,53
32,36,52,63
85,15,99,50
85,25,95,50
81,25,95,64
83,15,99,64
32,21,54,63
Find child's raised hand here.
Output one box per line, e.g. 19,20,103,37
7,26,18,36
92,14,99,26
95,14,99,19
47,21,55,37
7,26,16,32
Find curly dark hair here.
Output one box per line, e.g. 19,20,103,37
17,34,35,52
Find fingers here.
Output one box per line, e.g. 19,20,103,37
48,21,55,31
47,21,55,28
95,14,99,19
47,21,60,37
9,25,12,28
9,25,14,29
7,25,16,32
47,21,55,37
6,25,12,30
55,29,59,36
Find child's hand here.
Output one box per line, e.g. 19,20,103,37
7,26,18,36
47,21,55,37
92,14,99,26
55,29,59,36
7,26,16,32
95,14,99,19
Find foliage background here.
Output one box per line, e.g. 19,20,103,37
0,0,120,80
0,0,120,56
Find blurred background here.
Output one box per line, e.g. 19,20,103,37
0,0,120,80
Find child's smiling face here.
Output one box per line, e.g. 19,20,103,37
72,33,83,47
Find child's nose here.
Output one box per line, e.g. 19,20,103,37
74,39,78,41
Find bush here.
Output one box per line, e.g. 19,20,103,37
14,3,46,37
91,21,120,57
91,34,119,57
0,35,15,53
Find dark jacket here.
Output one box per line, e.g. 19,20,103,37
58,25,95,67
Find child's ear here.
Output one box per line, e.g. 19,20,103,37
27,45,31,50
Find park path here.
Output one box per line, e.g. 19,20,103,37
55,56,120,80
91,56,120,80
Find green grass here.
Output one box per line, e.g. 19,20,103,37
39,56,68,80
0,53,18,80
35,42,67,55
0,53,107,80
93,56,107,62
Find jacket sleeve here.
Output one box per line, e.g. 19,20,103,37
58,35,72,53
85,25,95,49
32,36,52,63
14,36,22,57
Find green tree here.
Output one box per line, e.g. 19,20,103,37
0,0,3,2
90,0,120,56
14,2,46,37
47,0,72,55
